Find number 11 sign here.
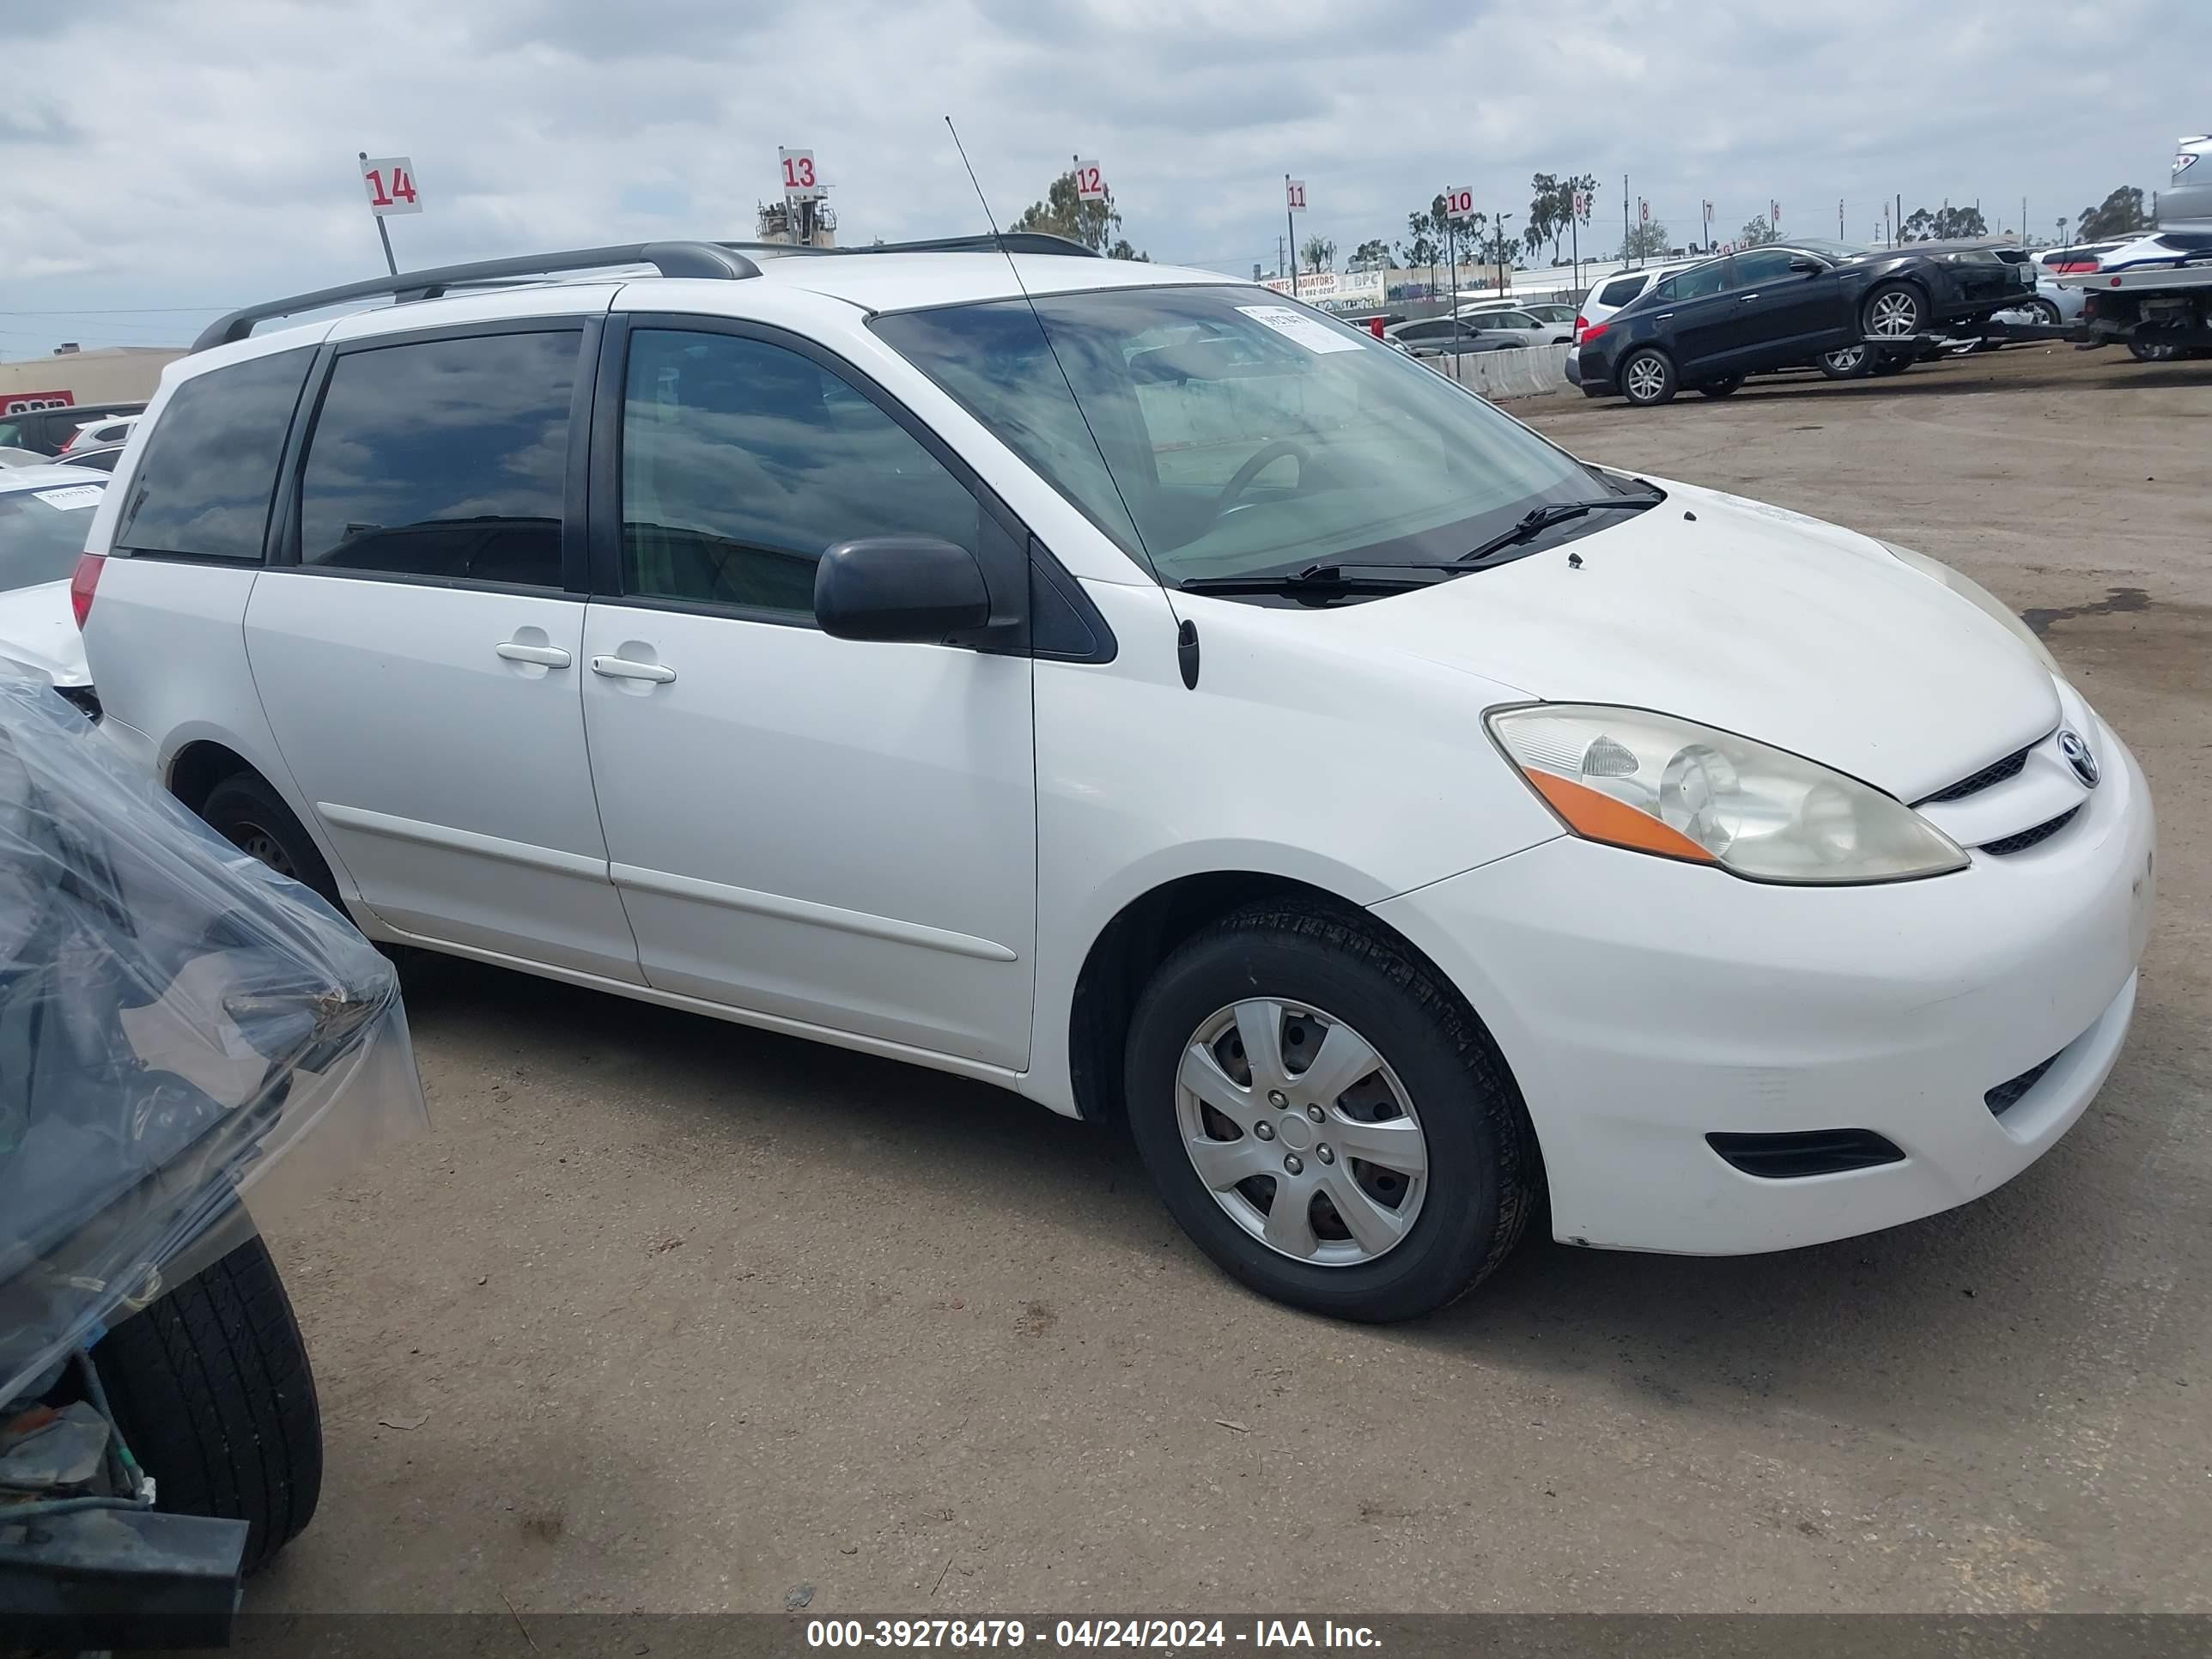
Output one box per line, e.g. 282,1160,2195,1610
360,155,422,216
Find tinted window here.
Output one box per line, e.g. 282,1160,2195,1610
619,330,979,616
1674,262,1731,300
297,331,575,586
114,349,312,560
1730,249,1799,286
1395,320,1449,342
1488,311,1539,328
1597,276,1647,307
0,479,106,592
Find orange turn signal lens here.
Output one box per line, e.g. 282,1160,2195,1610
1524,770,1717,865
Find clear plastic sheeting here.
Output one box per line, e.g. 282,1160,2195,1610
0,672,427,1407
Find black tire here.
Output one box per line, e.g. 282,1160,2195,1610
1698,376,1745,398
199,771,342,911
2023,297,2063,327
1870,353,1913,377
2129,337,2180,363
93,1232,323,1573
1123,902,1539,1322
1817,343,1874,380
1617,348,1677,406
1862,280,1927,343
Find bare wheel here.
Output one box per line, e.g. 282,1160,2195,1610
1864,283,1926,340
1123,902,1538,1322
198,771,343,912
1620,349,1675,405
1177,1000,1428,1265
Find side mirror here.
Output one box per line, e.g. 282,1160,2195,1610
814,536,993,644
1788,255,1823,275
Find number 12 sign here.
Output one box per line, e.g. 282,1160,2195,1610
360,156,422,217
1073,159,1106,202
780,148,821,201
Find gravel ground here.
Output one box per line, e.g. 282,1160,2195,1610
247,343,2212,1617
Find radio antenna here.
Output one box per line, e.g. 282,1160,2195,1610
941,116,1186,667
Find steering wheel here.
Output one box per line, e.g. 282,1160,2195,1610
1214,440,1310,517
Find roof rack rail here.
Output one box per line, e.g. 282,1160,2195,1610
715,233,1102,259
189,241,762,354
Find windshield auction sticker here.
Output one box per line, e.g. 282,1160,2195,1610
30,486,104,511
1237,305,1365,354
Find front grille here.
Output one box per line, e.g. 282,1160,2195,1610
1985,1054,2061,1118
1981,806,2080,856
1918,744,2033,805
1706,1128,1906,1179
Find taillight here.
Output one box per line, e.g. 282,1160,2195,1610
70,553,104,629
1579,322,1608,345
1573,313,1589,339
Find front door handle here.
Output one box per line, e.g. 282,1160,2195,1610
1738,292,1761,302
591,656,677,684
496,641,572,667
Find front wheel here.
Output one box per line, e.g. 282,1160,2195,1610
93,1232,323,1573
1863,281,1927,341
2130,337,2181,362
1619,348,1677,406
1123,903,1538,1322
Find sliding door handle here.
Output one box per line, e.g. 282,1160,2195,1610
591,656,677,684
496,641,572,667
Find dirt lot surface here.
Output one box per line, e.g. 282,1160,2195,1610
252,346,2211,1616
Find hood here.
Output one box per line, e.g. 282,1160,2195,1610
0,580,89,689
1315,480,2060,804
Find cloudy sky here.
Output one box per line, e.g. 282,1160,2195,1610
2,0,2203,353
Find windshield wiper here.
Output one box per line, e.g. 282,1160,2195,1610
1178,561,1472,596
1459,494,1664,565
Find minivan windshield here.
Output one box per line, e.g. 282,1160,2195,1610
872,284,1607,586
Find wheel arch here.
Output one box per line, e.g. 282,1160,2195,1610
1062,869,1528,1147
167,737,259,814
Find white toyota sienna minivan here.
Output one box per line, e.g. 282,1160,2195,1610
76,237,2155,1320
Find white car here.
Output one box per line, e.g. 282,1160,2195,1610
1450,301,1577,344
1571,261,1699,342
1991,244,2122,328
58,413,140,454
76,240,2155,1321
0,465,105,714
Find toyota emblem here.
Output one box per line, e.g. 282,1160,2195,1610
2057,729,2100,788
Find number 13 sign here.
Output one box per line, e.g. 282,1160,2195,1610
360,156,422,217
780,148,822,201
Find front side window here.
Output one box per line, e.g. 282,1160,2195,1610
0,479,106,592
617,329,979,617
1731,249,1799,286
114,348,313,561
873,284,1600,586
296,331,575,586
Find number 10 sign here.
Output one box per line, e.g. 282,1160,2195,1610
360,155,422,216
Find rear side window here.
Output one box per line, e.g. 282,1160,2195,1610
617,329,979,617
113,349,313,560
1597,276,1646,307
296,331,576,587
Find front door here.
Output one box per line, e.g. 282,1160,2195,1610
1718,249,1856,371
246,325,642,981
579,320,1037,1068
1656,261,1740,375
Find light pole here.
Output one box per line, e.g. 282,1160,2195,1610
1494,210,1513,295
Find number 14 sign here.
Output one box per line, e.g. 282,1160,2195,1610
360,156,422,216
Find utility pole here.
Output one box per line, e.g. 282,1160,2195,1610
1277,234,1285,280
1623,173,1631,267
1838,197,1844,239
1495,210,1512,296
1895,191,1903,248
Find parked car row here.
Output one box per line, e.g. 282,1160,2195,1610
0,400,144,458
27,234,2149,1328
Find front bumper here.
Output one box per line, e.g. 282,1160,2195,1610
1373,718,2154,1255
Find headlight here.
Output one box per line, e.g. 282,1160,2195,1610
1486,705,1968,884
1881,541,2067,681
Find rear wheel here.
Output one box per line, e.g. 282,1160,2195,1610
2130,337,2181,362
1698,375,1745,398
1123,902,1538,1322
1619,348,1677,406
199,772,341,911
93,1232,322,1574
1817,343,1873,380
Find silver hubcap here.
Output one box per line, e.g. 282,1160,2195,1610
1869,292,1919,337
1176,1000,1429,1267
1625,356,1666,400
1826,346,1867,371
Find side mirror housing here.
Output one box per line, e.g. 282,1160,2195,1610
1788,254,1823,275
814,536,994,644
